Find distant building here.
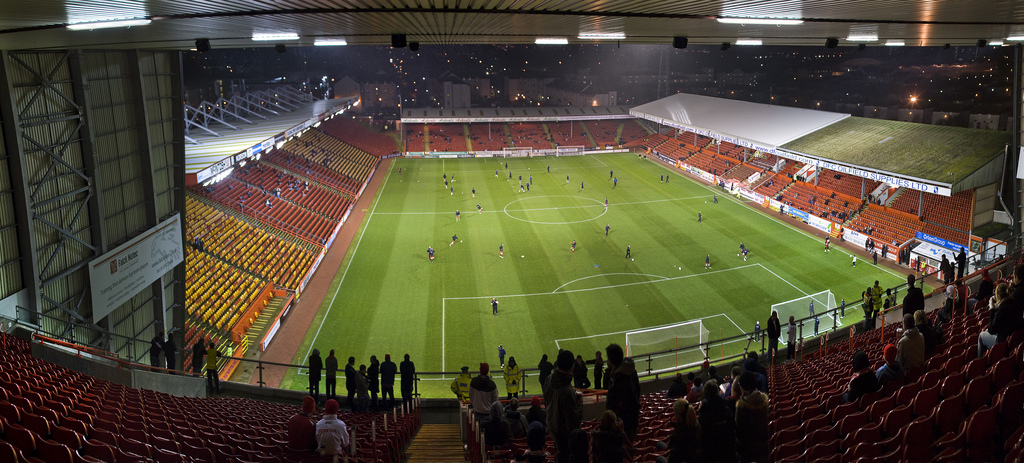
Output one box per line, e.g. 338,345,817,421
443,81,471,108
362,81,400,109
333,76,361,101
968,114,1003,131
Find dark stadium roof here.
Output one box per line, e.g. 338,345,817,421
3,1,1024,50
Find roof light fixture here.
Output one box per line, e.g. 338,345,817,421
314,39,348,46
577,32,626,40
717,17,803,26
846,34,878,42
1007,36,1024,41
885,40,905,46
735,39,763,46
252,33,299,41
535,38,568,45
67,18,151,30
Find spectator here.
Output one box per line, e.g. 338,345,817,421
591,410,630,463
767,311,781,363
504,356,522,400
723,366,744,400
685,376,704,403
734,372,770,463
568,429,590,463
537,354,554,389
367,355,380,412
150,331,164,368
206,343,221,394
315,399,349,457
514,421,548,463
545,349,582,463
344,356,357,410
380,354,397,410
355,364,370,412
572,355,590,389
896,314,926,374
591,351,605,389
505,397,529,439
698,380,737,463
875,344,904,389
605,343,641,440
843,350,880,403
915,310,942,356
163,333,177,373
470,363,499,420
526,396,546,426
786,316,797,362
902,274,925,318
451,366,471,401
325,350,338,402
666,373,686,399
191,338,206,375
287,395,317,453
956,247,968,280
308,349,323,403
940,255,953,284
967,269,994,309
742,354,768,393
979,281,1021,356
655,399,700,463
400,353,415,408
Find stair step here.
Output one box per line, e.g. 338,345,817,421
406,424,465,462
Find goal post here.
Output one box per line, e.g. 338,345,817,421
770,290,838,337
625,320,710,372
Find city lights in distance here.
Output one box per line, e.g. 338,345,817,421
67,18,151,30
846,34,878,42
535,38,568,45
252,33,299,41
314,39,347,46
736,39,763,46
717,17,803,26
578,32,626,40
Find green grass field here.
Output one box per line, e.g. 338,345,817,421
279,153,910,397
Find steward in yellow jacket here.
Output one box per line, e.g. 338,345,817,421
503,356,522,400
451,366,471,401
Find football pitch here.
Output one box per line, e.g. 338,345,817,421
279,153,910,398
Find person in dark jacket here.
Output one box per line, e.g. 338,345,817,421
380,353,397,410
979,280,1022,356
734,372,770,463
666,373,686,399
655,399,700,463
308,349,323,404
545,350,582,463
956,247,968,280
525,395,546,426
572,355,590,389
325,350,338,401
590,410,630,463
344,356,357,410
766,311,782,363
968,269,994,309
150,331,164,368
698,380,737,463
902,274,925,318
915,310,942,356
191,338,206,375
400,354,416,409
367,355,380,412
604,343,641,440
483,401,510,446
162,334,177,373
843,350,879,403
537,354,554,389
591,351,605,389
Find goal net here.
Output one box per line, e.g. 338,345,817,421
625,320,710,373
770,290,838,338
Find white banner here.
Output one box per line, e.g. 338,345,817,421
89,214,184,323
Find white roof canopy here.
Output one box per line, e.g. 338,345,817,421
630,93,850,150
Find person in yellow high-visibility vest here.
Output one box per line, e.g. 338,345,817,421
450,366,471,401
503,356,522,400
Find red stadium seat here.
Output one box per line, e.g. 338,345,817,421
37,439,75,463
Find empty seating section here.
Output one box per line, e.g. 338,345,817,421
768,299,1018,463
196,176,337,244
623,133,669,150
892,188,974,233
546,121,591,147
747,153,779,171
404,124,427,152
231,161,351,222
282,128,376,189
723,163,761,181
816,169,878,200
682,147,741,176
846,207,919,247
261,149,361,194
782,183,861,223
0,332,419,463
186,196,317,291
585,120,621,146
468,123,510,151
317,117,397,157
426,124,469,152
507,123,552,149
185,247,265,332
619,119,650,145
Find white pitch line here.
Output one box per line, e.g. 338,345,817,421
553,313,732,343
441,298,446,373
755,263,810,297
552,273,670,293
299,162,394,373
722,313,745,333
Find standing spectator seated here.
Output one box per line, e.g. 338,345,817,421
698,380,736,463
742,354,768,393
968,269,994,309
287,396,317,453
514,422,549,463
666,373,686,398
875,344,904,390
525,396,546,426
734,372,770,463
685,376,704,403
483,402,511,447
505,398,529,439
315,399,349,459
590,410,631,463
896,316,926,375
902,274,925,318
915,310,942,356
470,363,499,420
655,399,700,463
979,281,1021,357
843,350,879,403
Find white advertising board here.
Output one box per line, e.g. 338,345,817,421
89,214,184,323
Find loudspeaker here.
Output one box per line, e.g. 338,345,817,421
721,43,731,51
275,44,286,53
672,37,688,49
195,38,211,52
857,43,866,51
977,39,987,47
392,34,407,48
409,42,420,51
943,43,951,50
825,38,838,49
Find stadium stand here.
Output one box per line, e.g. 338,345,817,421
585,120,622,147
619,120,651,145
507,123,553,149
816,169,879,201
280,129,377,190
0,331,420,463
467,123,510,151
260,149,362,194
892,188,974,236
230,161,351,222
426,124,470,152
546,121,592,148
404,124,428,152
317,117,398,157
